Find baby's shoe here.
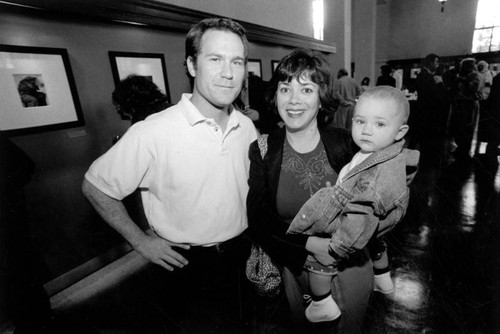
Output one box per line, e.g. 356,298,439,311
374,271,395,294
305,295,341,323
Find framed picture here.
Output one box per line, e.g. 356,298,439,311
271,60,280,73
108,51,170,101
410,67,421,79
247,59,262,78
0,45,84,136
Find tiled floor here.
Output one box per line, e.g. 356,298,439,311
7,130,500,334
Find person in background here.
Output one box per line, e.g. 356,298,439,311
82,17,257,332
391,65,403,90
233,73,261,127
332,68,362,130
491,64,498,78
414,53,447,144
449,58,481,158
433,64,452,133
360,77,370,93
287,86,419,323
112,75,171,125
477,60,493,100
246,48,373,334
376,65,396,88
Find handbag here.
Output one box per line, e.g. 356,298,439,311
245,243,281,297
245,134,282,297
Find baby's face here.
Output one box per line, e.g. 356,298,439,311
351,97,408,153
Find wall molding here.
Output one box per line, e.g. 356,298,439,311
2,0,336,53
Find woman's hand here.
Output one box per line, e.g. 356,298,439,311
305,236,335,267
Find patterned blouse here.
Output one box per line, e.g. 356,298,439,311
276,138,337,223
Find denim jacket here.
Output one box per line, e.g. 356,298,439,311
287,140,420,259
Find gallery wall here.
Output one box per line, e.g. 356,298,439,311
159,0,315,39
0,3,309,289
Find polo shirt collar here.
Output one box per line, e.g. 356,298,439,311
180,93,240,129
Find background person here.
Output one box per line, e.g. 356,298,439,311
112,75,171,125
376,65,396,88
82,17,257,332
332,68,361,129
246,48,373,334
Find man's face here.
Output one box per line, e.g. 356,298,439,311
187,30,246,111
430,58,439,72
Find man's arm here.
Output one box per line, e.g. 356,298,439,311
81,178,189,271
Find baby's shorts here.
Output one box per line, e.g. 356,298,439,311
304,255,337,276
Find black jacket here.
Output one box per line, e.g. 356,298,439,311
245,126,355,273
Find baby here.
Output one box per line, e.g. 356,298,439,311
287,86,420,322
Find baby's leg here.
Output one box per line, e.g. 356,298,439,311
373,246,389,270
304,260,341,322
309,271,334,300
370,239,395,294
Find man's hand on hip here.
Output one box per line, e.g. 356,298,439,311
134,233,190,271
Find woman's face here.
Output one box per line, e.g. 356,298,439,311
276,74,320,133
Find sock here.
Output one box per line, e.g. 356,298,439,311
312,292,331,302
374,267,389,276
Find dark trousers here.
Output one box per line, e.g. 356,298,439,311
145,234,252,333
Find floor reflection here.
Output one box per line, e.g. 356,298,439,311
39,132,500,334
366,133,500,333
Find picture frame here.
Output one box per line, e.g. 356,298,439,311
247,59,262,78
410,67,421,79
271,60,280,73
108,51,170,102
0,44,84,136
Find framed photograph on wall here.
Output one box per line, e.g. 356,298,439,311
247,59,262,78
271,60,280,73
0,44,84,136
108,51,170,101
410,67,421,79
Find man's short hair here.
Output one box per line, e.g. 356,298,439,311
358,86,410,124
185,17,248,66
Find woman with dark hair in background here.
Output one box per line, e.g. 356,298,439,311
246,48,373,333
112,75,171,125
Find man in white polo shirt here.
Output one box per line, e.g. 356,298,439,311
82,17,257,331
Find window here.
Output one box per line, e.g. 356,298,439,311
313,0,324,40
472,0,500,53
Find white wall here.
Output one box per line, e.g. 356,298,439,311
385,0,479,60
353,0,376,84
161,0,315,38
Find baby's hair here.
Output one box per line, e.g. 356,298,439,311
358,86,410,124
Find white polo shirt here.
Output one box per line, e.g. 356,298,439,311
85,94,258,245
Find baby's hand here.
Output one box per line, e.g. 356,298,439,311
325,181,332,188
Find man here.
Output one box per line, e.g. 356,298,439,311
82,17,257,331
414,53,447,144
332,68,361,129
391,65,403,90
376,64,396,87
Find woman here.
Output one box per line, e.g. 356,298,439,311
112,74,170,125
246,48,373,333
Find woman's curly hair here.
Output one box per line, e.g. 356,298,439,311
112,75,170,124
266,48,336,127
